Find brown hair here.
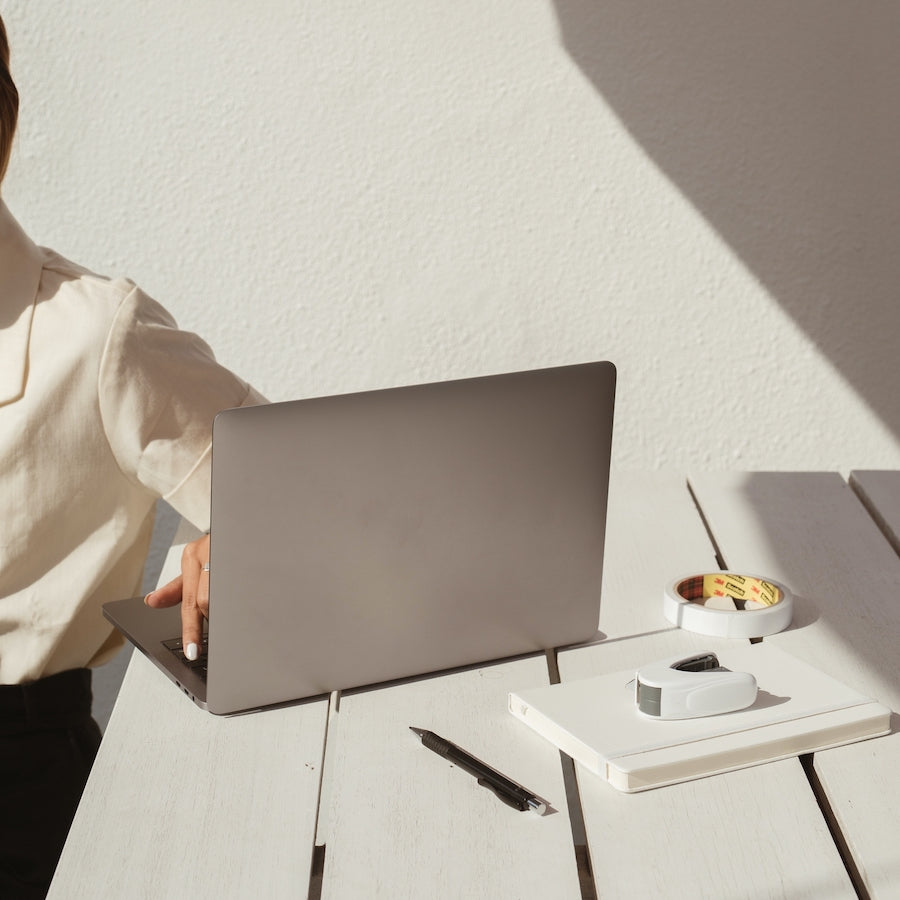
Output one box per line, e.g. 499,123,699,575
0,14,19,183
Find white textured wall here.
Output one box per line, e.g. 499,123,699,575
4,1,899,471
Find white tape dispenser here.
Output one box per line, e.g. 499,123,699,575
635,652,758,719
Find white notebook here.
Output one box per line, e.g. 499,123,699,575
509,643,891,793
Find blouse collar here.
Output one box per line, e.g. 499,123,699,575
0,200,43,405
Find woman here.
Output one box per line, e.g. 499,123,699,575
0,15,264,897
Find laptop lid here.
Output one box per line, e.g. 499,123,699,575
107,361,616,714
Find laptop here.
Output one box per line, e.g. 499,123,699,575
104,361,616,714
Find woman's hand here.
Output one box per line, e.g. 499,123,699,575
144,533,210,661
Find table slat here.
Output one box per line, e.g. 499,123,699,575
320,655,583,899
688,471,900,899
558,472,855,899
49,533,329,900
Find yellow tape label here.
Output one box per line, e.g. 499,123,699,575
677,574,782,608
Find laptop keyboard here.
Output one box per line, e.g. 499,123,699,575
162,635,210,682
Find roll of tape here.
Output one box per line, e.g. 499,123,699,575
663,572,793,639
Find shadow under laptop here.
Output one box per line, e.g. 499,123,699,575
226,645,577,718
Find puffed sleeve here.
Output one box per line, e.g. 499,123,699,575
98,284,266,529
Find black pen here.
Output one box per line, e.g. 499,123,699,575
410,727,547,815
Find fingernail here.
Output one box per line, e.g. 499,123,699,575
143,592,155,605
185,642,199,661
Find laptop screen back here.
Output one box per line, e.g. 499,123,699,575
205,361,616,713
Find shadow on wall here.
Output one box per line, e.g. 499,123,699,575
552,1,900,441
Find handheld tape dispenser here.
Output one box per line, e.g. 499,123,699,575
635,652,758,720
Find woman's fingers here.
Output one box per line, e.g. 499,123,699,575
144,534,211,660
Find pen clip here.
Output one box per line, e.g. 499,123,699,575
476,777,529,811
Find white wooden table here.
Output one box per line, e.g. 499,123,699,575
50,471,900,899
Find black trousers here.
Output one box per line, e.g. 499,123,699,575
0,669,102,900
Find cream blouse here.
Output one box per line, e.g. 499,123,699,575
0,201,265,683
